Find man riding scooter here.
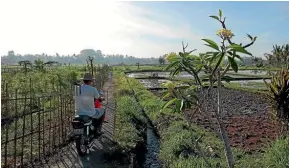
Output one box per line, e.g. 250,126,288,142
75,73,105,136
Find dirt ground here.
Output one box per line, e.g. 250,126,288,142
188,111,278,153
151,88,279,153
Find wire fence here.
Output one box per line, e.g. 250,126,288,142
1,79,75,168
1,64,112,168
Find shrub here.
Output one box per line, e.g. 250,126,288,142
264,66,289,134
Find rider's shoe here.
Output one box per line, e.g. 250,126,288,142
96,130,104,135
92,132,103,139
93,129,104,138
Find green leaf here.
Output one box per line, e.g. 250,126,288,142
247,34,253,40
171,68,181,76
209,52,221,65
162,92,171,100
228,57,238,73
227,51,244,62
186,92,199,102
209,15,219,21
227,51,233,56
186,54,199,60
227,44,252,56
234,54,244,63
219,9,222,18
175,99,182,112
202,39,220,51
166,55,180,63
165,61,179,71
223,75,235,83
162,98,177,109
204,44,218,51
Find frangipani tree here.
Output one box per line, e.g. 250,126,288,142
163,10,257,168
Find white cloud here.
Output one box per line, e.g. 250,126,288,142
0,0,204,58
0,0,277,59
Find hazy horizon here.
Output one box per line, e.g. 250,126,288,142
0,0,288,58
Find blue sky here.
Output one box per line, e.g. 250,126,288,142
135,1,289,40
130,1,289,57
0,1,288,58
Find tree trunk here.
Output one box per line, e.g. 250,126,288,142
216,70,235,168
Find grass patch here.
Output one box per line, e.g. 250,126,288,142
114,95,145,150
238,66,281,71
263,137,289,168
223,82,268,94
115,70,288,168
109,74,148,167
226,72,270,78
116,73,227,167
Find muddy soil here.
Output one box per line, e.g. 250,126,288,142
151,88,278,153
189,111,278,153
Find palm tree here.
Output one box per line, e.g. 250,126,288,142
283,44,289,64
264,53,275,65
18,60,32,74
265,44,289,66
273,45,283,64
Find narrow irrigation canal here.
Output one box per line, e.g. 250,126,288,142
126,78,162,168
144,126,162,168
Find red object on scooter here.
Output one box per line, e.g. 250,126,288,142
95,99,106,121
94,99,102,108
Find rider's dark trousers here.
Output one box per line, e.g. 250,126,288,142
92,112,105,131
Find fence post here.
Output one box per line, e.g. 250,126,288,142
20,94,27,166
4,82,9,168
13,89,18,167
29,78,33,164
37,97,41,161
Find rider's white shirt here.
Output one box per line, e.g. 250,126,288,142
75,84,100,117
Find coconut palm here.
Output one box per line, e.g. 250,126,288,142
265,44,289,66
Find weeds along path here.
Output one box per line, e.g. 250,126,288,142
45,75,116,168
126,77,162,168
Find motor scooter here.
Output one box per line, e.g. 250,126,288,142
71,84,106,156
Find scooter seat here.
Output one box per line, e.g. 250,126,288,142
74,115,92,123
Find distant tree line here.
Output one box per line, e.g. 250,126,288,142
1,49,164,65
